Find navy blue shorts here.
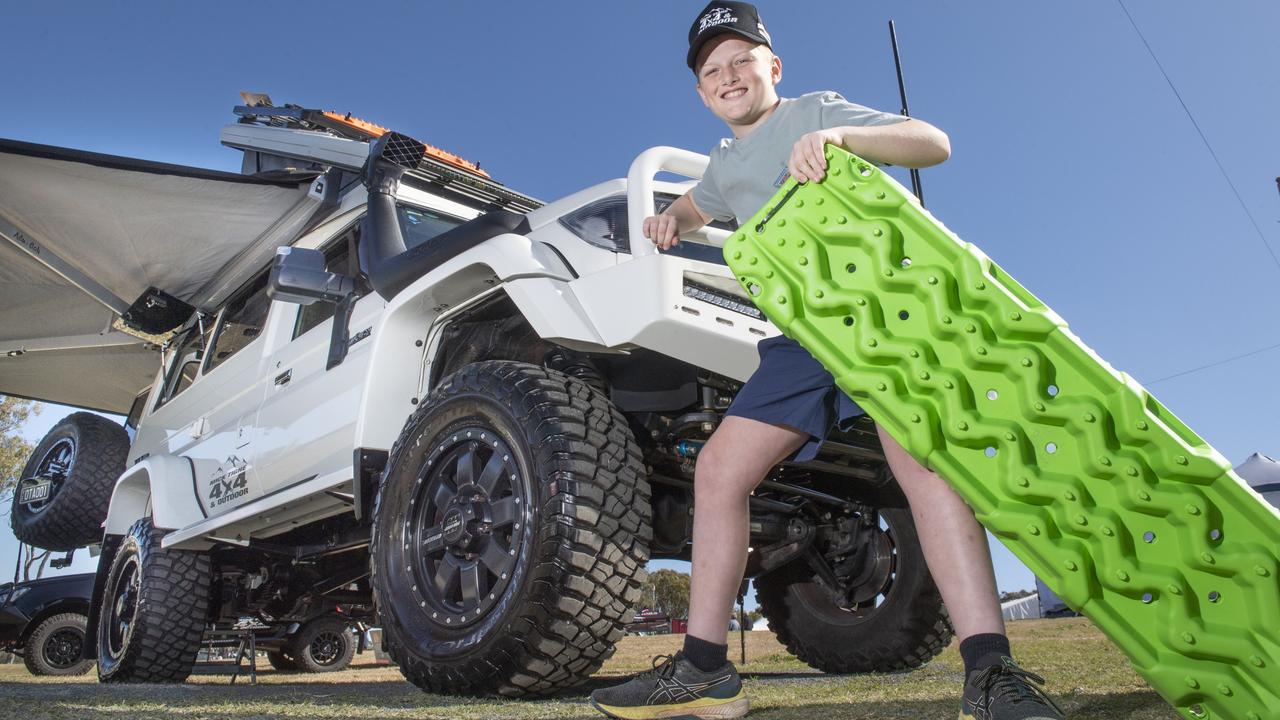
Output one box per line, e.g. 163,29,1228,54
724,334,865,462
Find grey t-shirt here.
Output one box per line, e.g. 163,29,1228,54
691,91,906,224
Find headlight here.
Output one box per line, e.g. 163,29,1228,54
559,193,736,258
559,195,630,253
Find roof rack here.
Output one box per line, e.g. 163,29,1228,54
233,93,489,179
223,93,540,212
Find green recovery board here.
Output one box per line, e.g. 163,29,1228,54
723,147,1280,720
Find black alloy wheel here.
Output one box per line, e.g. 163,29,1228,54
18,438,74,516
42,626,85,669
309,630,346,666
23,613,93,676
288,616,355,673
405,426,528,627
103,554,141,664
97,518,211,683
372,361,651,697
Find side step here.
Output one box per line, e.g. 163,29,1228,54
725,146,1279,720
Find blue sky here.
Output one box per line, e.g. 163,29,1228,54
3,2,1277,601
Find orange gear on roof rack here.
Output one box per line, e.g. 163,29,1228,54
320,111,392,139
320,111,491,179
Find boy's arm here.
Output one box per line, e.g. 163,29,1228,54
789,118,951,185
644,191,712,250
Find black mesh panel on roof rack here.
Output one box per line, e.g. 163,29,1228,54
379,133,428,170
372,132,541,212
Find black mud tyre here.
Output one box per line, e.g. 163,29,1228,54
23,612,93,676
288,617,355,673
371,361,651,697
97,518,211,683
266,650,298,671
756,507,952,673
11,412,129,551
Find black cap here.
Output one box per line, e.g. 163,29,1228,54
687,1,772,71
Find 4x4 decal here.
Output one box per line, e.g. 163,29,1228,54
207,456,248,508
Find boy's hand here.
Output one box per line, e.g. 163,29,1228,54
643,214,681,250
789,129,843,184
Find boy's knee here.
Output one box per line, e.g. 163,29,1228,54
693,441,758,498
693,445,725,483
693,443,732,482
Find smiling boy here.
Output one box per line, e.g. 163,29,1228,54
589,3,1066,720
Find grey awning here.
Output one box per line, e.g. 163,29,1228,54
0,139,314,413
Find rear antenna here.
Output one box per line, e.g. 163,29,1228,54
889,20,924,206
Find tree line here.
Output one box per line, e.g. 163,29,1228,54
636,568,762,627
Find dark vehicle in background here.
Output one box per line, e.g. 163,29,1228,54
0,570,364,676
0,572,95,676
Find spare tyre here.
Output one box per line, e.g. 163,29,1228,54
11,412,129,551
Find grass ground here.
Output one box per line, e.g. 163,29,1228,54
0,618,1177,719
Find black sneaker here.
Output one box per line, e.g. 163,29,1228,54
960,657,1066,720
589,652,748,719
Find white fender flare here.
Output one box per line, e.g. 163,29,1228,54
352,233,602,449
103,456,208,535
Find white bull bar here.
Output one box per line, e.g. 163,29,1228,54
626,146,730,256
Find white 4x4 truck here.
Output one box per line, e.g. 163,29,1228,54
1,98,949,694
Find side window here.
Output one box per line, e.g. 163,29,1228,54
293,225,364,339
124,386,152,442
155,318,214,408
399,205,464,250
205,272,271,374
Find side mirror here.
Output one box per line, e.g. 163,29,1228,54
267,247,355,305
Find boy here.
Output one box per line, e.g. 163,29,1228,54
590,3,1066,720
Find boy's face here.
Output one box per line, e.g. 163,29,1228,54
694,36,782,131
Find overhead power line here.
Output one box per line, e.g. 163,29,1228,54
1116,0,1280,277
1147,340,1280,385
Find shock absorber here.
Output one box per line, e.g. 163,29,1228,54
674,440,704,459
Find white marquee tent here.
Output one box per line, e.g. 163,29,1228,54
1234,453,1280,509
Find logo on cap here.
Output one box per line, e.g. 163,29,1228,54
699,7,738,33
687,1,772,70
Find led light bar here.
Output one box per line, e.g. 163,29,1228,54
682,278,764,320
